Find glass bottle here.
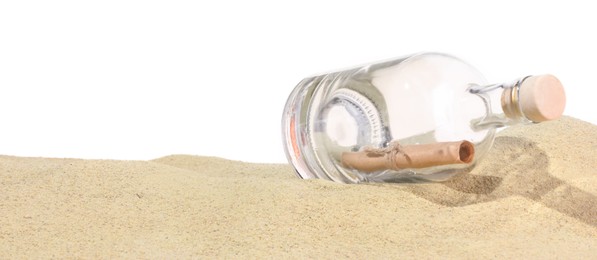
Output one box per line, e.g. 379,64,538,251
282,52,565,183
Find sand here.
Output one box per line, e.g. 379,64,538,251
1,116,596,258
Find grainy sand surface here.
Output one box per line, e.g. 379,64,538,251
1,116,596,258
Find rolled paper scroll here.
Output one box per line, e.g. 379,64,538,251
341,140,475,173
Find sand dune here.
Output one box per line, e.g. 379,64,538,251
1,117,595,258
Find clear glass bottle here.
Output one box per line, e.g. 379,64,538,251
282,52,565,183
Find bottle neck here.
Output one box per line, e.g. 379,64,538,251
500,76,532,120
468,76,533,131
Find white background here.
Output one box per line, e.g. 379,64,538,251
1,0,595,163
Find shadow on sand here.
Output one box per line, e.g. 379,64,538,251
405,136,597,227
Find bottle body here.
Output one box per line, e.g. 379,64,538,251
282,53,562,183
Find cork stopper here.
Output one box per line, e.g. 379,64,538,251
518,74,566,122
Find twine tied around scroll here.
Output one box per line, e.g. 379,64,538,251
341,140,475,173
